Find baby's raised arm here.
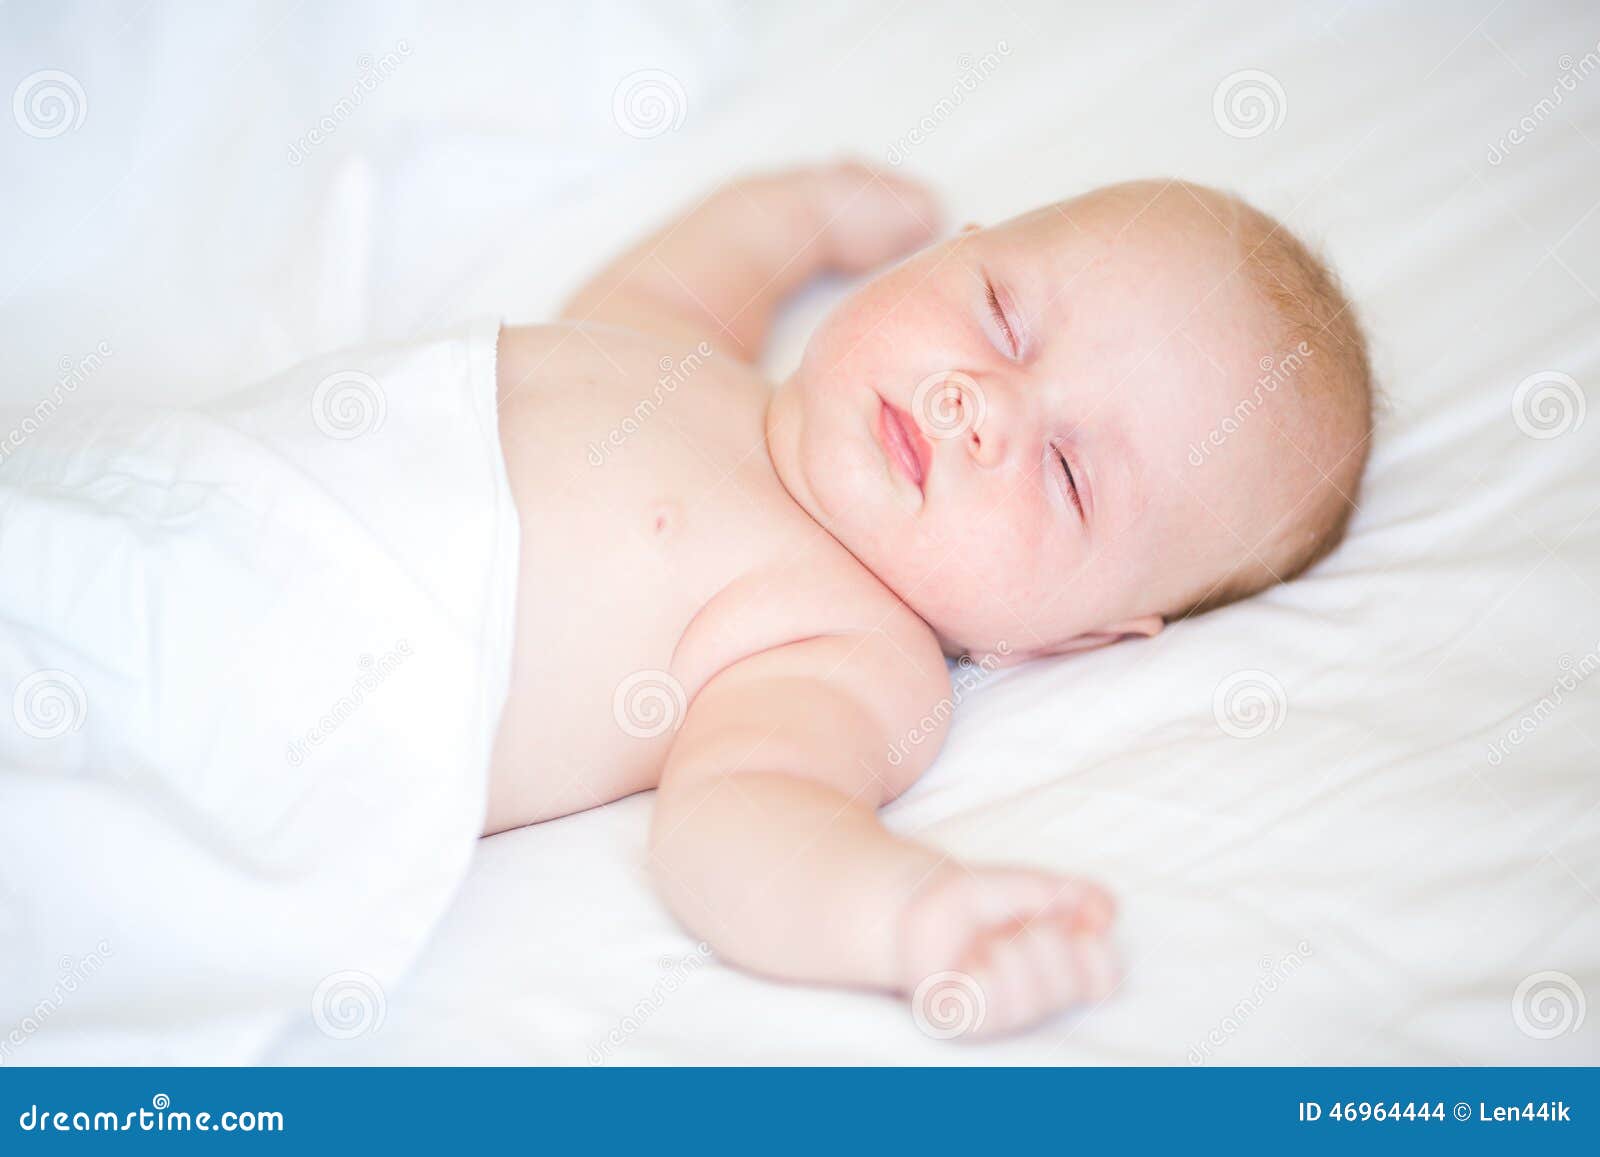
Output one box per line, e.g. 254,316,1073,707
648,623,1120,1037
561,162,939,359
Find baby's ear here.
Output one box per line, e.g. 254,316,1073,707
1017,615,1165,662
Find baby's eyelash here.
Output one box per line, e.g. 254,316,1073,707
1056,446,1083,516
985,279,1018,355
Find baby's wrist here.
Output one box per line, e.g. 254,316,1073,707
888,857,966,994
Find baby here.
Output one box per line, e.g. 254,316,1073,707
489,163,1372,1036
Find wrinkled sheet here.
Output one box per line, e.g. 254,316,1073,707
0,319,518,1063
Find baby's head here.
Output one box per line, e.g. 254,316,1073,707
768,179,1373,661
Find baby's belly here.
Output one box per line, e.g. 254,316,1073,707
483,518,704,832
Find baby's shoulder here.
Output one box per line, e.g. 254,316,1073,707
498,321,762,396
676,516,951,717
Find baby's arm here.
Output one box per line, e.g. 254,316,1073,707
649,628,1119,1037
561,162,939,358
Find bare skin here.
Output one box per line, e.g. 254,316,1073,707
486,165,1331,1035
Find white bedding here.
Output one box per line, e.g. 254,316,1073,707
0,320,517,1063
3,0,1596,1064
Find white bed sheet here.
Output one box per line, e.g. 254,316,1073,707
4,0,1596,1064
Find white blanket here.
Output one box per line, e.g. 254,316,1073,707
0,319,518,1064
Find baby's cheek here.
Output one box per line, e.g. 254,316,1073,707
932,508,1039,607
815,291,898,362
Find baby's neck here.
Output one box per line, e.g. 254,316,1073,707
762,379,819,527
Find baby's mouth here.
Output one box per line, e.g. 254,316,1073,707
876,398,931,494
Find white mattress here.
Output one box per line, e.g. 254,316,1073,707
4,0,1596,1064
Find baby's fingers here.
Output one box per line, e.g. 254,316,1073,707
966,868,1116,933
816,160,941,270
963,920,1118,1037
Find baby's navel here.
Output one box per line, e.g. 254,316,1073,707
650,501,680,537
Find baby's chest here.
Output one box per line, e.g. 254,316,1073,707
504,362,840,674
492,400,893,824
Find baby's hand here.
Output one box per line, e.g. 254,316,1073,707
896,863,1119,1039
731,161,941,275
811,160,942,273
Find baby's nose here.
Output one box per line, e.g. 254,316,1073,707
913,371,996,462
965,401,1006,469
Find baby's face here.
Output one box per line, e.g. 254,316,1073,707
770,190,1324,659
